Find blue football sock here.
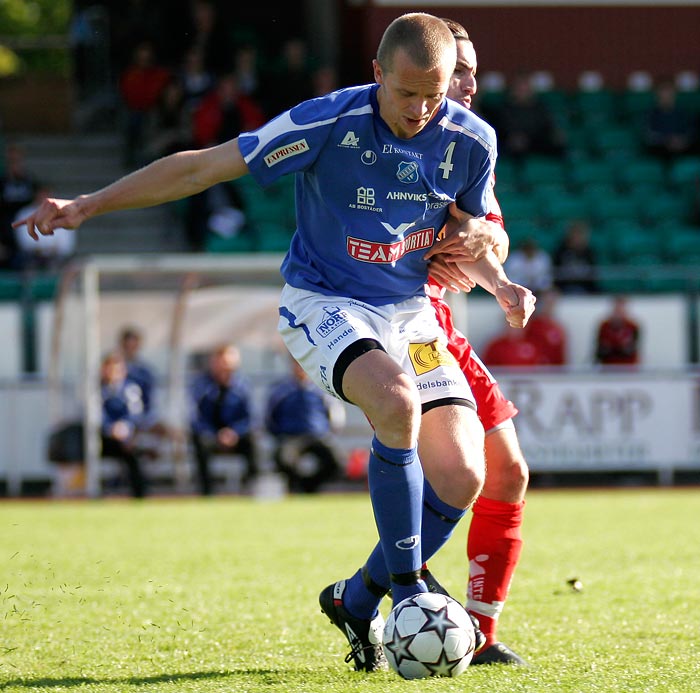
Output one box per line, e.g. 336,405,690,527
362,479,466,606
344,436,424,618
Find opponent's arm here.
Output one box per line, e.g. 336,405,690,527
14,138,248,239
424,201,509,265
459,248,536,328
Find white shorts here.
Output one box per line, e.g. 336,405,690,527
278,284,476,408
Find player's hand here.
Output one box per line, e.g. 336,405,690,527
495,283,537,328
12,197,85,241
427,254,477,293
218,427,239,448
424,203,500,263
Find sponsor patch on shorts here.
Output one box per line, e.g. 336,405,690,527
409,340,458,376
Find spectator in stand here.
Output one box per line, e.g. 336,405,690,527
189,343,260,495
177,46,216,115
192,73,266,148
232,42,263,101
524,288,567,365
117,326,158,416
482,325,545,367
182,0,233,77
552,219,599,294
265,354,345,493
100,350,153,498
143,77,194,163
187,73,263,250
504,236,553,293
118,40,171,167
312,65,340,98
595,296,641,366
486,72,566,159
13,183,76,271
0,142,37,270
643,79,697,161
261,37,315,118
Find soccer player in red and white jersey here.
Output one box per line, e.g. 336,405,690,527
421,19,529,666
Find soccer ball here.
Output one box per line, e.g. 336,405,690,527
382,592,475,679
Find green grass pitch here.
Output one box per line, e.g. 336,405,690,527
2,488,699,692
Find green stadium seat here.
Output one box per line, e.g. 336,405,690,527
590,193,639,225
569,159,618,190
663,228,700,262
498,193,539,223
620,89,655,118
0,274,23,301
669,156,700,189
30,274,58,301
574,89,618,126
642,192,692,226
540,192,590,226
612,229,663,262
591,127,641,158
205,230,257,253
617,157,666,189
254,221,294,253
520,157,567,188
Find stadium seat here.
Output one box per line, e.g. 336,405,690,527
663,227,700,263
520,157,567,189
0,274,22,301
254,221,294,253
498,193,539,223
590,193,639,225
612,228,663,263
568,159,618,190
617,157,666,190
591,127,641,159
205,229,257,253
540,192,590,226
669,156,700,189
641,192,692,227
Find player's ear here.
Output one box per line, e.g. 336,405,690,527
372,59,383,85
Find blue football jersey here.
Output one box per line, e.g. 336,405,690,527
238,83,497,306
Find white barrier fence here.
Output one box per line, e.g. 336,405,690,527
2,370,699,495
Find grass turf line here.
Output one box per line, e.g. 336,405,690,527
1,489,699,692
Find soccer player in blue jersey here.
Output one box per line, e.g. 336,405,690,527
17,12,535,673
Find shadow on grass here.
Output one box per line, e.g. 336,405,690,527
0,668,289,690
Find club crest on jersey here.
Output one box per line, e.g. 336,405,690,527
409,340,458,375
396,160,419,184
316,305,350,338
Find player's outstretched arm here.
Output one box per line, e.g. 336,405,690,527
14,138,248,240
459,249,536,328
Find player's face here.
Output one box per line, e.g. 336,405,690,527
448,39,477,109
374,48,453,139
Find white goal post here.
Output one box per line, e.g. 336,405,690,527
50,253,293,497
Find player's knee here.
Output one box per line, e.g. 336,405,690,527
432,454,485,509
371,374,421,440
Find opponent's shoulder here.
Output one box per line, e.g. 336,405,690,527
443,99,497,150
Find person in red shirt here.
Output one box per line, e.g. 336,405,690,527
118,40,171,167
595,296,641,365
483,326,545,367
525,288,567,365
